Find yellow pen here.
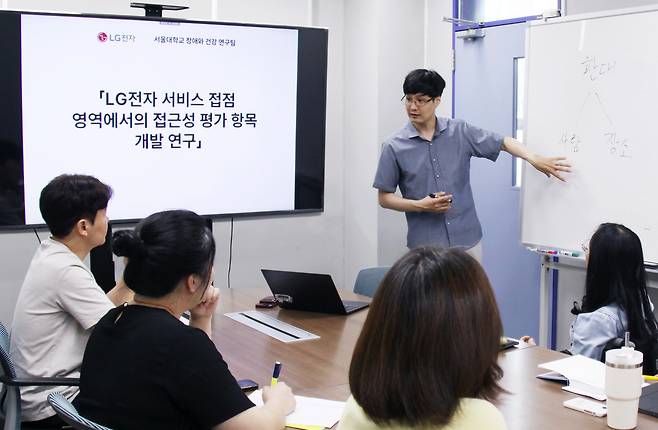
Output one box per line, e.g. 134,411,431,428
271,361,282,386
643,375,658,382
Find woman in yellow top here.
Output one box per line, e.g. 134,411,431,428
339,247,507,430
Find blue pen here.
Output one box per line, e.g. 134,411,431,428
271,361,282,386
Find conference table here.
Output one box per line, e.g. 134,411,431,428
211,287,658,429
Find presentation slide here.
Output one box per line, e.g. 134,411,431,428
21,15,298,224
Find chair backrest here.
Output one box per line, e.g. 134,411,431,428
600,337,627,362
47,393,112,430
0,322,16,380
353,267,389,298
0,322,20,430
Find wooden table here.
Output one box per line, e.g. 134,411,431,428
497,345,658,429
211,288,658,429
211,287,366,397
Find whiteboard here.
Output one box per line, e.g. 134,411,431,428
521,5,658,263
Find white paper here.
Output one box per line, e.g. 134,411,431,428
562,384,606,401
248,390,345,428
539,355,605,388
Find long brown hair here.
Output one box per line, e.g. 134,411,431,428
349,247,503,426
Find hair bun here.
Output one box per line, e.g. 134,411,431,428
112,229,146,259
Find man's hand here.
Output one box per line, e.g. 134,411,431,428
528,155,572,182
501,137,572,182
414,192,453,213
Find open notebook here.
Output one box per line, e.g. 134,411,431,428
538,354,648,401
247,390,345,429
539,355,608,400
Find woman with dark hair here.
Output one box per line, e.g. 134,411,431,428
74,210,295,430
570,223,658,374
338,247,506,430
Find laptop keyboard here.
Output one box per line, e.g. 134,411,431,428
343,300,366,312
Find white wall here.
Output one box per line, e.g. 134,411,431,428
215,0,309,24
4,0,213,18
0,231,41,330
373,0,425,267
207,0,346,294
343,0,454,275
564,0,658,16
373,0,454,267
0,0,455,326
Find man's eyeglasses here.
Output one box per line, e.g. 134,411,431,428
581,239,590,254
402,95,435,107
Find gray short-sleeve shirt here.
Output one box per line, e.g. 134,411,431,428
9,238,114,421
373,117,504,248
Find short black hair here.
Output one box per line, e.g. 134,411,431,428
39,174,112,238
403,69,446,98
112,210,216,298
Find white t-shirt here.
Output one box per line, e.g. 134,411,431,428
9,238,114,421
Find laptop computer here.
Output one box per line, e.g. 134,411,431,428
639,381,658,417
261,269,370,315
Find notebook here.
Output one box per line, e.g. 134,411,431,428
539,354,608,400
261,269,369,315
538,354,649,401
248,390,345,429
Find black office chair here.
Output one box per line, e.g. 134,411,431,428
600,337,630,362
0,322,79,430
353,267,389,298
47,393,111,430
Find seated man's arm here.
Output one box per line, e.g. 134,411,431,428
58,266,117,329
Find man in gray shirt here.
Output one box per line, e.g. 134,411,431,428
10,174,133,427
374,69,571,258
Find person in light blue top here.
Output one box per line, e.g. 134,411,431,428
374,69,571,257
569,223,658,374
570,303,628,361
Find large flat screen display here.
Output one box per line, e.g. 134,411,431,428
0,11,327,228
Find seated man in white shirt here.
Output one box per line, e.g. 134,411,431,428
9,174,133,428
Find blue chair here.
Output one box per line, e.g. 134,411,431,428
353,267,389,298
47,393,112,430
0,322,79,430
